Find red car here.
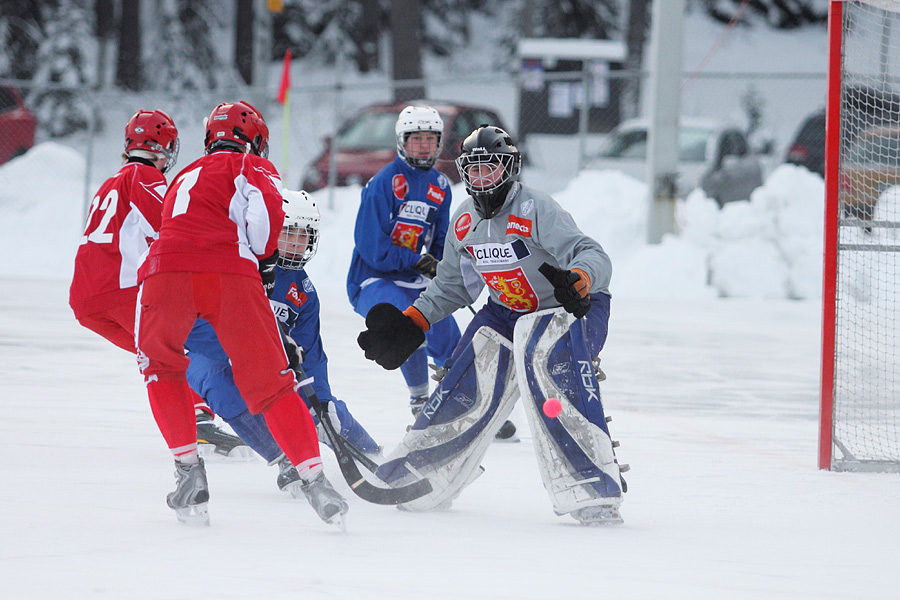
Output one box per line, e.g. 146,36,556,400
300,100,510,191
0,86,37,165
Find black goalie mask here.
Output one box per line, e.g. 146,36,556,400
455,126,522,219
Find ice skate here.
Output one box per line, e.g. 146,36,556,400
300,471,349,530
273,454,304,499
166,459,210,526
493,419,520,443
571,504,623,526
196,412,253,458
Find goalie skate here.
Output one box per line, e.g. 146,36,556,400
570,504,623,526
166,459,210,527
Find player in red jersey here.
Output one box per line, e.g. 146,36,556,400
69,109,249,457
70,109,178,351
135,101,348,527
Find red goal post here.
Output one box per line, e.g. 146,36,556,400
820,0,900,472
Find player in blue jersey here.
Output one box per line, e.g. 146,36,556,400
185,189,379,498
346,105,463,417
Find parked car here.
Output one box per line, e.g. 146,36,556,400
0,86,37,165
840,125,900,221
585,117,765,207
785,86,900,179
785,110,825,177
300,100,510,191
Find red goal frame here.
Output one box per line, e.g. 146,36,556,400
818,0,843,470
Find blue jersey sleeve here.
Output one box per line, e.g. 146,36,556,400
271,268,336,402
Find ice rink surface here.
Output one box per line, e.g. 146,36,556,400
1,278,897,600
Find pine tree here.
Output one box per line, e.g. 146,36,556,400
0,1,43,80
155,0,222,92
700,0,827,29
29,0,94,137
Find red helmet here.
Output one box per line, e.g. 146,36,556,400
204,101,269,158
124,109,179,173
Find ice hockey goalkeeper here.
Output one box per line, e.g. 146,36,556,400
357,125,627,525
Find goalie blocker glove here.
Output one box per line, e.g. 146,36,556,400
357,303,426,370
538,262,591,318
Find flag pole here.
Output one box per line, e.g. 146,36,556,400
282,89,290,183
276,49,292,186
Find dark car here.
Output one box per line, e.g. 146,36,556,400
785,86,900,179
785,110,825,177
300,100,509,191
0,86,37,165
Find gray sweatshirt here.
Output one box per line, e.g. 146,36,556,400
412,182,612,325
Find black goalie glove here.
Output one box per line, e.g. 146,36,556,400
414,253,439,278
357,303,426,370
258,250,279,298
538,262,591,319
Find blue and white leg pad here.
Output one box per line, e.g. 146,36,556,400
513,307,622,516
376,326,518,511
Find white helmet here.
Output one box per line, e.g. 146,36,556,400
395,105,443,169
277,189,320,271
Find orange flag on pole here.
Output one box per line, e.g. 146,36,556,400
277,49,291,104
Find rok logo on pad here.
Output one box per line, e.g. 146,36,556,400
465,238,531,267
390,221,423,250
481,267,537,312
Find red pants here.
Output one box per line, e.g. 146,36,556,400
78,302,138,353
137,272,295,412
137,272,320,465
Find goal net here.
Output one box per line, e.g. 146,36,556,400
820,0,900,472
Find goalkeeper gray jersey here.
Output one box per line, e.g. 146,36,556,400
412,183,612,325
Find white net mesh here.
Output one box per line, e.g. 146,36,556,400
831,1,900,471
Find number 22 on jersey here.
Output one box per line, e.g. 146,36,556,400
80,189,118,245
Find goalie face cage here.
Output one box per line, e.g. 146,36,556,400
820,0,900,472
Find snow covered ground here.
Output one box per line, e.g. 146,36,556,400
3,270,899,599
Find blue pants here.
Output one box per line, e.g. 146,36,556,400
353,279,461,395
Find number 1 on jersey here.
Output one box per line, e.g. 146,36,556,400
171,167,202,218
